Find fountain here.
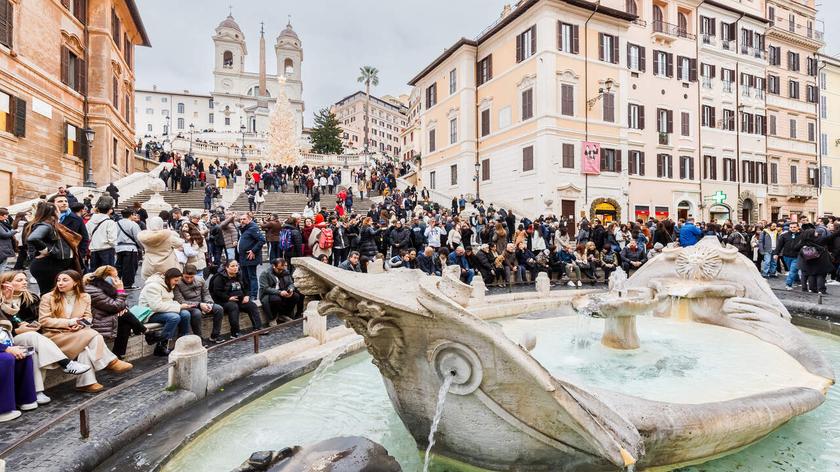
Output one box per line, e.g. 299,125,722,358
287,236,835,471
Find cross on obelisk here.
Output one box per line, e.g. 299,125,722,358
228,5,233,16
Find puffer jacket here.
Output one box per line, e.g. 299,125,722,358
358,225,379,257
85,278,127,339
138,273,181,314
220,215,240,249
139,229,183,278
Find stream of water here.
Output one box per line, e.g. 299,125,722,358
422,375,455,472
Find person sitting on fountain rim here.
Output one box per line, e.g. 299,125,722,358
259,259,304,323
338,251,363,273
620,240,647,275
173,264,225,344
209,260,262,338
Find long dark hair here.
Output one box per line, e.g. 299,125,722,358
23,202,58,241
163,268,183,291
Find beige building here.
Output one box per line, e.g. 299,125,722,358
399,86,421,163
330,91,407,159
818,54,840,216
0,0,149,205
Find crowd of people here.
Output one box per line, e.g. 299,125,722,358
2,156,839,425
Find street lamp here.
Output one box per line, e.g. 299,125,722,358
474,161,481,201
188,123,195,155
240,122,247,164
83,127,96,188
586,78,615,110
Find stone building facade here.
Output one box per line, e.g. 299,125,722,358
330,91,407,159
0,0,149,205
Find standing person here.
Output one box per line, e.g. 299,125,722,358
678,218,702,247
84,266,158,359
357,217,379,273
138,268,192,356
86,199,118,272
309,220,333,263
311,187,321,213
174,265,224,343
24,203,77,295
11,212,29,271
758,223,780,278
254,189,266,213
209,260,262,336
774,222,802,290
237,213,265,300
279,214,304,271
220,211,240,263
38,270,133,392
259,259,304,322
204,185,215,211
105,183,120,207
261,214,283,263
0,208,16,273
798,228,833,294
138,217,184,279
115,209,142,290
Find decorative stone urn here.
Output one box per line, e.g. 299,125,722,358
141,176,172,213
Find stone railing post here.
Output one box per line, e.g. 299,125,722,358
470,274,487,303
1,458,6,472
536,272,551,294
167,335,208,399
303,301,327,344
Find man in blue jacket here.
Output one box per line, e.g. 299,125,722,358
447,246,475,284
679,218,702,247
237,212,266,299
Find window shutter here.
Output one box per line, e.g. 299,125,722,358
681,112,689,136
626,44,631,69
572,25,579,54
689,59,697,82
516,33,523,63
639,46,646,71
639,152,645,176
0,0,12,49
61,46,69,85
667,110,674,133
598,33,604,61
74,0,86,24
627,104,632,126
531,25,537,57
603,93,614,122
666,53,673,77
690,157,695,180
677,58,683,79
711,19,716,36
488,55,493,80
710,64,716,78
561,84,573,116
616,150,622,172
78,57,87,94
611,35,619,64
12,96,25,137
639,105,645,129
657,155,663,177
657,108,662,132
680,156,686,178
557,21,562,50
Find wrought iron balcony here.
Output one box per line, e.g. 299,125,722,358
652,21,696,41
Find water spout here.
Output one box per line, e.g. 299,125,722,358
422,373,456,472
293,344,348,408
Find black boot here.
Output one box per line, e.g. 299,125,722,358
144,331,161,346
153,340,171,357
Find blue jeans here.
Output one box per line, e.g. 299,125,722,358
149,310,191,340
268,241,280,263
784,256,800,287
761,253,777,277
240,264,259,299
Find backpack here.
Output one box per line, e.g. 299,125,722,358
318,228,334,250
279,228,293,251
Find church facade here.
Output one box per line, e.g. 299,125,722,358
135,13,304,146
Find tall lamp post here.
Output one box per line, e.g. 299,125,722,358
240,123,247,164
474,161,481,202
188,123,195,155
83,127,96,187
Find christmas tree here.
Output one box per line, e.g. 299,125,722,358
266,76,301,165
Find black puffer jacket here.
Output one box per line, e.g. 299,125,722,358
209,270,249,304
85,278,127,339
358,225,379,258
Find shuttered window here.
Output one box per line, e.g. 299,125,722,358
679,156,694,180
629,151,645,176
481,159,490,181
61,46,87,94
522,146,534,172
477,55,493,85
657,154,673,178
562,143,575,169
516,25,537,62
111,7,121,49
0,0,12,49
0,91,25,137
703,155,717,180
480,109,490,136
521,88,534,121
600,148,621,173
598,33,619,64
602,92,615,123
681,112,690,136
65,122,82,157
560,84,574,116
558,22,579,54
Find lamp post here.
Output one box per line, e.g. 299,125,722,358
83,127,96,187
188,123,195,155
586,78,615,110
240,122,247,164
474,161,481,202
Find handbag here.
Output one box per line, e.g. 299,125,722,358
129,305,153,323
801,245,820,261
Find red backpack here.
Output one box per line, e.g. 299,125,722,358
318,228,334,250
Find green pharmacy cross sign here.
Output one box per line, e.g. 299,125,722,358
710,191,727,204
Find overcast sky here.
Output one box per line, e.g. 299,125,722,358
135,0,840,127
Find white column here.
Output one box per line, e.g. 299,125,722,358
167,335,208,399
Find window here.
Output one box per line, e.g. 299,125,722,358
208,113,214,124
722,158,737,181
628,103,644,130
789,80,799,99
822,165,833,187
425,83,437,108
680,112,690,136
477,55,493,85
161,109,169,117
700,16,715,38
481,159,490,180
653,51,672,77
790,119,797,139
678,12,689,37
65,123,82,157
599,33,618,64
223,51,233,68
768,75,779,95
124,93,130,123
822,96,828,119
112,137,118,165
124,34,132,69
61,47,86,94
521,88,534,121
147,124,152,132
657,108,673,134
177,117,184,130
450,164,458,185
0,91,25,137
656,154,673,178
787,51,800,72
560,84,574,116
600,148,620,172
769,46,781,66
790,165,798,184
626,43,644,72
428,128,436,152
449,118,457,144
723,109,735,131
653,5,664,30
700,63,715,88
177,102,185,114
823,133,829,155
676,56,694,82
806,84,818,103
562,143,575,169
516,25,536,62
720,21,735,43
626,0,637,15
449,69,457,94
741,112,753,133
770,162,778,184
769,114,776,135
628,150,645,176
702,105,715,128
111,7,121,47
522,146,534,172
679,156,694,180
808,121,815,142
429,171,436,190
480,108,490,136
722,68,735,92
602,92,615,123
111,76,119,108
703,155,717,180
755,114,766,135
558,22,579,54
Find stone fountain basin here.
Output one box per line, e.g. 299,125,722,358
571,288,655,318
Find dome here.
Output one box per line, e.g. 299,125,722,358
217,14,242,32
279,21,299,41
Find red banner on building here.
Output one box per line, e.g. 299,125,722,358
582,141,601,175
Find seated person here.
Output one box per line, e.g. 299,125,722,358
447,246,475,284
1,271,90,405
473,245,496,282
209,260,262,337
415,247,437,276
174,264,225,344
620,240,647,274
258,259,304,323
84,266,159,359
0,325,37,421
338,251,363,273
39,270,133,393
138,268,192,356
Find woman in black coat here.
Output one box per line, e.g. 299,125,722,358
357,217,380,272
797,228,833,294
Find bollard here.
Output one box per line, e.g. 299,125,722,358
470,274,487,303
303,301,327,344
1,458,5,472
167,335,208,399
535,273,551,294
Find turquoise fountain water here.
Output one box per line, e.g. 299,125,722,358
162,319,840,472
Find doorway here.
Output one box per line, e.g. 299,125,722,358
677,201,691,221
594,201,618,222
741,199,754,224
561,200,576,237
709,204,731,223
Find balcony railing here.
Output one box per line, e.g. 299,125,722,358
701,77,712,89
721,40,734,51
770,18,825,43
701,34,715,45
788,184,818,199
652,21,696,40
722,81,733,93
658,132,670,145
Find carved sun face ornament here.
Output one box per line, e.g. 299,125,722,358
674,245,724,280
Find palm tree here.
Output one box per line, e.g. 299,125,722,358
357,66,379,159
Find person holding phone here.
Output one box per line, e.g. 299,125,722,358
38,270,133,393
1,271,91,404
174,264,224,343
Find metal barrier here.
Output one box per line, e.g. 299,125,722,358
0,317,303,459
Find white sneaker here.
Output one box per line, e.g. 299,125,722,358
785,285,793,291
0,410,21,422
64,360,91,375
576,281,582,287
18,402,37,411
567,281,575,287
36,392,51,405
827,280,840,286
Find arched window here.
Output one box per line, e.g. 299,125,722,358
678,12,688,37
223,51,233,68
653,5,664,31
626,0,637,16
177,102,185,114
284,58,294,75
